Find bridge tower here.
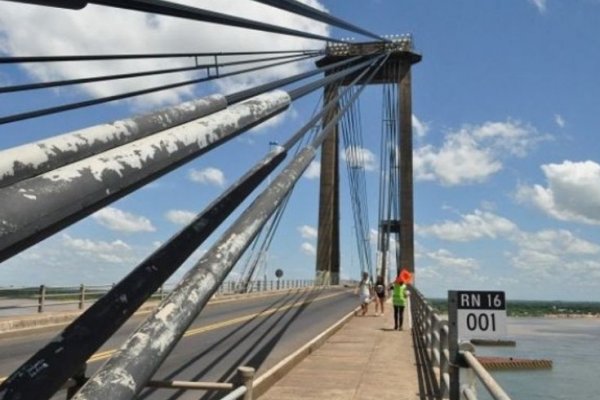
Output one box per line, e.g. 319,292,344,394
314,38,421,284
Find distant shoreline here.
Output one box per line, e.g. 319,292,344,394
540,313,600,319
427,298,600,319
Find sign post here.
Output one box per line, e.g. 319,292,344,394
448,290,507,399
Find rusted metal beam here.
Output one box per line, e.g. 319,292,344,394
0,94,226,188
0,91,290,263
0,147,287,400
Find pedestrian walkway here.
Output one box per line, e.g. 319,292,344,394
260,305,420,400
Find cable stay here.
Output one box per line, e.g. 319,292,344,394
0,48,323,64
0,55,379,266
0,52,322,94
236,59,380,294
0,55,386,400
251,0,388,42
376,60,402,283
0,53,317,125
5,0,342,43
339,86,374,279
0,2,423,398
69,54,387,400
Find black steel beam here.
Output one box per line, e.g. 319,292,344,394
253,0,387,42
0,49,322,64
72,55,387,400
0,53,316,125
92,0,342,42
0,149,287,400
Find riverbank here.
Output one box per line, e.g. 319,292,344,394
427,298,600,318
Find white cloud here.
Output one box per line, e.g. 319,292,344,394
298,224,318,239
529,0,547,13
301,242,316,256
414,120,547,186
426,249,479,273
303,160,321,179
165,209,196,225
412,114,429,137
62,234,133,264
0,1,329,108
342,146,377,171
92,207,156,232
189,167,226,187
510,229,600,275
554,114,565,128
417,209,517,242
516,160,600,225
516,229,600,255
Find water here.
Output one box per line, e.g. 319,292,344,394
475,317,600,400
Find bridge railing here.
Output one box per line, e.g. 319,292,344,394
411,287,512,400
0,279,326,315
62,365,256,400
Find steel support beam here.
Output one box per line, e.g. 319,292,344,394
315,39,421,282
315,82,340,285
0,148,287,400
0,91,290,263
71,57,384,399
398,63,415,277
73,125,331,400
0,94,226,188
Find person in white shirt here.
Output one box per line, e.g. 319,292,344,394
358,271,373,316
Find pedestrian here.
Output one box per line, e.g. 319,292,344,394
374,275,386,316
391,275,408,330
357,271,373,316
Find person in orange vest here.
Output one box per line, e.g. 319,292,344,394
391,275,408,330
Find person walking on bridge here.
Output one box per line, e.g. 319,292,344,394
357,271,373,316
391,275,408,330
374,275,386,316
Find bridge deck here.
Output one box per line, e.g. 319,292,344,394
261,305,420,400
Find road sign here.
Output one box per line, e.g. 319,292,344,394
455,290,507,339
275,269,283,278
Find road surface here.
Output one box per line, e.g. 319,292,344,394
0,287,358,399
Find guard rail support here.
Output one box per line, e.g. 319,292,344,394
460,349,512,400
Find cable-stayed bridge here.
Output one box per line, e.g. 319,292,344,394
0,1,513,399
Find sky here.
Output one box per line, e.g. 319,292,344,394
1,0,600,301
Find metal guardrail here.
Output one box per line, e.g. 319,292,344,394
0,280,359,316
0,279,326,315
411,287,512,400
61,365,255,400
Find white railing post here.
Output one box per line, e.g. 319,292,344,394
459,342,477,399
238,366,255,400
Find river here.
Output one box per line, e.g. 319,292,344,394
475,317,600,399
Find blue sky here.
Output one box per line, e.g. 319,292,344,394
1,0,600,301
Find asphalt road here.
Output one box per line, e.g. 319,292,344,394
0,287,358,399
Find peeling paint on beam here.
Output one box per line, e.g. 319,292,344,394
0,148,287,400
73,146,318,400
0,90,290,263
0,94,227,188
